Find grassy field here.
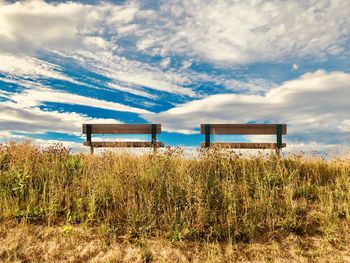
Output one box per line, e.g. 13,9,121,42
1,142,350,262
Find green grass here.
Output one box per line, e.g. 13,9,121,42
0,142,350,244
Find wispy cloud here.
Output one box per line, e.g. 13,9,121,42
0,54,76,82
136,0,350,64
0,83,149,136
10,86,151,114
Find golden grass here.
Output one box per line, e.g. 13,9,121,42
1,223,350,262
1,142,350,262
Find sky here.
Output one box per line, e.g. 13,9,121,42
0,0,349,153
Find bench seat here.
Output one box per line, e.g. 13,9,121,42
82,123,163,153
200,142,286,149
200,123,287,152
84,141,164,148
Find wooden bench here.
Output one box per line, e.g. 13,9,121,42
200,124,287,152
82,124,164,153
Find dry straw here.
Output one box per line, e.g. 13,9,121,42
0,142,349,243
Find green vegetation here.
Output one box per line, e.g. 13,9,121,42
1,142,350,246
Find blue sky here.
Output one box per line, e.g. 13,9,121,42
0,0,349,152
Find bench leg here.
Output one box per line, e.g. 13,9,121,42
205,124,211,147
151,124,158,154
275,147,281,156
86,124,93,154
276,124,282,156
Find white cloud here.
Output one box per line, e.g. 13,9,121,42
135,0,350,64
0,0,204,103
0,101,93,134
107,83,156,99
0,135,86,152
143,70,350,146
0,53,76,82
5,0,341,99
0,0,138,54
70,51,197,97
2,0,347,98
0,98,128,136
0,0,199,97
0,82,151,136
339,120,350,132
292,64,299,71
160,57,171,68
224,78,277,95
286,142,350,157
9,86,151,114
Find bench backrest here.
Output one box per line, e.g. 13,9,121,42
82,124,162,153
200,124,287,135
82,124,161,134
200,123,287,151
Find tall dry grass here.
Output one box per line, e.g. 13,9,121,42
0,142,349,243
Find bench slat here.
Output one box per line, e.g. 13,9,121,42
200,124,287,135
82,124,161,134
84,141,164,148
200,142,286,149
